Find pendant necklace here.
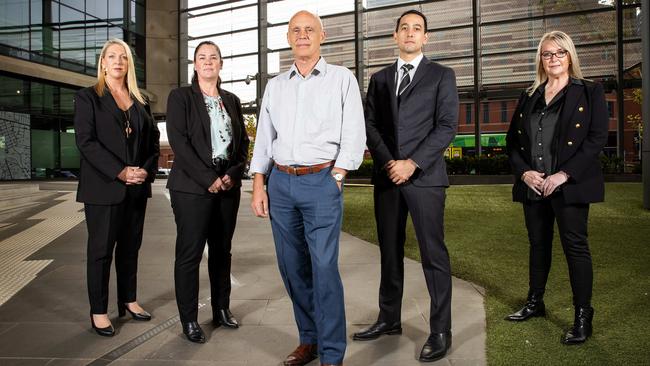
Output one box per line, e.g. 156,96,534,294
123,109,132,138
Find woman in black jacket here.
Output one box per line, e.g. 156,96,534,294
74,38,160,337
505,31,608,344
166,41,249,343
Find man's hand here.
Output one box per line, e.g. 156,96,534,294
208,177,225,193
386,159,417,185
521,170,545,196
541,171,568,197
331,167,347,192
251,173,269,218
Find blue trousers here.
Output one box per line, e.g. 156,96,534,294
267,167,346,365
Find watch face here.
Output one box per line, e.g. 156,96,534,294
333,173,344,182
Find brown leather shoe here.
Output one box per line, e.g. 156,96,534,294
283,344,318,366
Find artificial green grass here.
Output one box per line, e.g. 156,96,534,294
341,183,650,366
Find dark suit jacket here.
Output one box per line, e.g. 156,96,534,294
74,86,160,205
506,79,608,204
166,81,249,195
365,57,459,187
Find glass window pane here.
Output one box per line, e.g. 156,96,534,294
221,81,256,105
480,0,613,23
0,0,30,50
188,5,258,38
87,0,108,19
190,29,258,57
268,0,353,24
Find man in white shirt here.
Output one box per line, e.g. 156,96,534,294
250,10,366,366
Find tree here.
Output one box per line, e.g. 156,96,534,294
626,88,643,160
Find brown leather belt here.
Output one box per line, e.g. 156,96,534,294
274,161,334,176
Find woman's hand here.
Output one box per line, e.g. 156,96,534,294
521,170,545,196
208,177,225,193
118,166,147,185
221,174,234,190
541,171,569,197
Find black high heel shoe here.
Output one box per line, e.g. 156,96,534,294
91,314,115,337
118,302,152,321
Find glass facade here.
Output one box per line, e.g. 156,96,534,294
181,0,643,164
0,0,146,82
0,0,145,179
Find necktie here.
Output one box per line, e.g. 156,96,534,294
398,64,414,95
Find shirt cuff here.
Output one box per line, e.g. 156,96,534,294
250,158,273,175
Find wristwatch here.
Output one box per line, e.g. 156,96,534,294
332,172,345,182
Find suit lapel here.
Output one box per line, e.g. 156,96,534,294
191,82,213,151
556,82,583,161
400,57,430,100
386,62,399,125
99,92,127,138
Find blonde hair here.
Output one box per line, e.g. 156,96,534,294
94,38,146,105
527,31,584,96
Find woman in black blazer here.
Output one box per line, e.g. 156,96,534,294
505,31,608,344
166,40,249,343
74,38,160,336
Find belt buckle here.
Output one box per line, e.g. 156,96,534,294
288,166,297,175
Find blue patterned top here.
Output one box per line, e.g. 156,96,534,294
204,94,232,159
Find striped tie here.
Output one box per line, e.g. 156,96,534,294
398,64,414,95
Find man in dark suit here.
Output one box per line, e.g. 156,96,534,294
353,10,458,363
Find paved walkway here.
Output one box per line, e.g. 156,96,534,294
0,180,486,365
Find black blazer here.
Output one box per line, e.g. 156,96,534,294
74,86,160,205
165,81,249,195
506,79,609,204
365,57,459,187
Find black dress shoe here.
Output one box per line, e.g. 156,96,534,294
505,291,545,321
213,309,239,328
562,306,593,345
352,321,401,341
90,314,115,337
419,331,451,362
118,303,152,321
182,321,206,343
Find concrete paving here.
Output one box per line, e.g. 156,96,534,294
0,180,486,365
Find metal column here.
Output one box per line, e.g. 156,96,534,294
354,0,365,93
616,0,625,162
257,0,268,115
642,0,650,209
472,0,482,157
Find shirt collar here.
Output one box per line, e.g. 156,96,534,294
397,53,424,73
537,77,583,94
289,57,327,79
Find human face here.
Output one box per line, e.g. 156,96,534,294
194,44,222,82
101,44,128,80
287,11,325,60
393,13,428,58
540,40,571,79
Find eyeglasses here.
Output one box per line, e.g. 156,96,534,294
541,50,568,60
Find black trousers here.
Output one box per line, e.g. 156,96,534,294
85,188,147,314
374,183,451,333
170,188,241,323
523,193,593,307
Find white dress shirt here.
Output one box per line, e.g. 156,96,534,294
250,57,366,174
395,52,424,96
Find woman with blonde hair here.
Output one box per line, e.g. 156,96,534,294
74,38,160,336
505,31,608,344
